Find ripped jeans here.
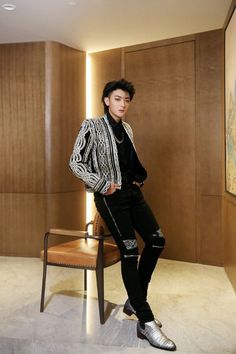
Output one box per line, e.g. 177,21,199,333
94,183,165,323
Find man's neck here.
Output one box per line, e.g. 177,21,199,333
108,110,121,123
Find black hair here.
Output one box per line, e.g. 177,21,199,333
101,78,135,112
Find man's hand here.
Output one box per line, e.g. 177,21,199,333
104,183,119,195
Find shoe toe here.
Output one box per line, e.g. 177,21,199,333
137,321,176,351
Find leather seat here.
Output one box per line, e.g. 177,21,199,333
41,238,120,268
40,212,120,324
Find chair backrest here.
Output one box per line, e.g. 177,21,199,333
93,212,110,236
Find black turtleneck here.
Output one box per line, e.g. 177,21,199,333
107,112,134,184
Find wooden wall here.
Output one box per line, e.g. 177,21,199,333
0,42,86,257
195,30,224,265
90,49,122,116
90,29,224,266
224,197,236,291
223,0,236,291
125,39,196,262
44,42,86,231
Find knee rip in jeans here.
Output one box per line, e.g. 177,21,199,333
150,229,165,249
122,239,139,258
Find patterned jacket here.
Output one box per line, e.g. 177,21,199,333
69,114,146,194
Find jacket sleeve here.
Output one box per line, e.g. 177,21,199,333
69,119,110,194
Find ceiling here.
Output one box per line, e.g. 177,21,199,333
0,0,232,53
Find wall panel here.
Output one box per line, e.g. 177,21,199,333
0,42,86,257
0,43,45,193
197,196,222,265
223,0,236,291
125,41,196,262
195,30,224,265
46,191,86,230
45,42,86,193
0,193,45,256
224,197,236,291
196,30,224,196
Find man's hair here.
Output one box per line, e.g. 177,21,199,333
101,78,135,112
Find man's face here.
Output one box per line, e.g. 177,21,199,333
104,89,131,121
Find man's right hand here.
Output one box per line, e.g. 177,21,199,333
104,183,119,195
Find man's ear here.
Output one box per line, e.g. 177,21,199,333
104,97,109,107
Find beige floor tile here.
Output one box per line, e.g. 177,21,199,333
0,257,236,353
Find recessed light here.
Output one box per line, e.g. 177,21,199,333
1,3,16,11
67,1,77,5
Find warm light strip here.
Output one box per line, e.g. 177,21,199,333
85,53,95,334
86,53,93,224
86,53,92,119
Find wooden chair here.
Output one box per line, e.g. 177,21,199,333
40,212,120,324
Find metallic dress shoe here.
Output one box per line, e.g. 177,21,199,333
137,320,176,351
123,299,162,328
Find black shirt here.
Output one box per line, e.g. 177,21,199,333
107,112,147,185
107,112,134,184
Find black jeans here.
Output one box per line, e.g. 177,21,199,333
94,183,165,323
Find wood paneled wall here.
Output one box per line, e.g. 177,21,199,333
90,29,224,266
125,41,196,262
44,42,86,232
0,43,46,193
195,30,224,265
45,42,86,194
0,42,86,257
0,43,46,256
224,196,236,291
223,0,236,291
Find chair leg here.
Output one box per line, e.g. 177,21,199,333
96,267,105,324
40,261,47,312
84,269,87,291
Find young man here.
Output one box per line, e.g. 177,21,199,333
69,79,176,351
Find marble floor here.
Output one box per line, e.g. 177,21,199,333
0,257,236,354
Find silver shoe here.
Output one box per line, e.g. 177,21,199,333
123,299,162,328
137,320,176,351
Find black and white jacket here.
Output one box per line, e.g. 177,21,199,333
69,114,146,194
